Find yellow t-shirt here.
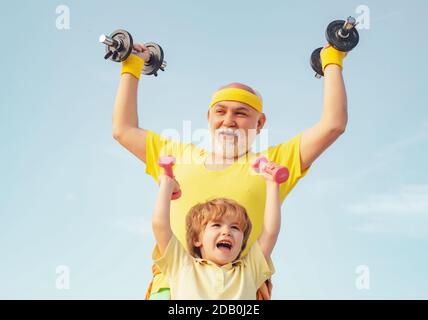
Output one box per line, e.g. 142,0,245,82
153,236,275,300
145,130,309,293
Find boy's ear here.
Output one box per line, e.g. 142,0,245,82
193,238,202,248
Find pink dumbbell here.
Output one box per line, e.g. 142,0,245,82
158,156,182,200
252,156,289,184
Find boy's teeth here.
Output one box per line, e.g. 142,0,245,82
217,241,232,249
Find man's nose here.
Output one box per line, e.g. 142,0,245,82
222,112,236,127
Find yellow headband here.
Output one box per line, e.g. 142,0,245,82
209,88,263,113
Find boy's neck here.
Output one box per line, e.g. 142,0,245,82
199,255,234,267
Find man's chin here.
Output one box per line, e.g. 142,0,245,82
217,149,247,160
213,143,249,160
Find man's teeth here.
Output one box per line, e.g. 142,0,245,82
219,131,237,137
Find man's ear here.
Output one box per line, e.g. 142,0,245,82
257,113,266,134
207,108,211,120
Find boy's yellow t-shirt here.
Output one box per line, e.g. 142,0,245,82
145,130,309,294
153,235,275,300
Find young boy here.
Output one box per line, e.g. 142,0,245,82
151,161,281,299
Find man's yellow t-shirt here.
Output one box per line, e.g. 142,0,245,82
145,130,309,294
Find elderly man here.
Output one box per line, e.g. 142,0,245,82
112,43,347,299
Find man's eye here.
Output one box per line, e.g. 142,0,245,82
216,110,225,114
236,112,247,116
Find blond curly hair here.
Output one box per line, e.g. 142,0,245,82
186,198,252,259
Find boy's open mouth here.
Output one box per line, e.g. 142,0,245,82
216,240,232,250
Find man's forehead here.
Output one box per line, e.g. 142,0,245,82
213,101,253,111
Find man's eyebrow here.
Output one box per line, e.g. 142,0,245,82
214,104,250,112
234,107,250,112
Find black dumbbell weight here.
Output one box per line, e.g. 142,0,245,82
141,42,166,77
99,29,167,77
310,16,359,78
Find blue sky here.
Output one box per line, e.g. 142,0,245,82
1,0,427,299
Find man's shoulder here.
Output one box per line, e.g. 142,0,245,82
148,130,206,157
263,133,303,152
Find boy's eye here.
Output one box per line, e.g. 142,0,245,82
232,226,240,230
212,223,220,227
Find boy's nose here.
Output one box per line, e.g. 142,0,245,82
221,226,231,235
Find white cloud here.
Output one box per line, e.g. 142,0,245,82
374,131,428,159
348,185,428,217
347,185,428,238
309,127,428,188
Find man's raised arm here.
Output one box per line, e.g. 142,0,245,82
300,46,348,171
112,44,151,163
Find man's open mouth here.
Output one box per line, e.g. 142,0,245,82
219,132,237,140
217,128,239,138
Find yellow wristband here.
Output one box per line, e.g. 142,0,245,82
320,46,346,72
121,54,145,80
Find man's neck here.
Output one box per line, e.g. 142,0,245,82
204,151,250,169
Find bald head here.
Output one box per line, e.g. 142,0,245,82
217,82,263,102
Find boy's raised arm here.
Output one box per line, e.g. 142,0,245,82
152,175,177,254
258,179,281,260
